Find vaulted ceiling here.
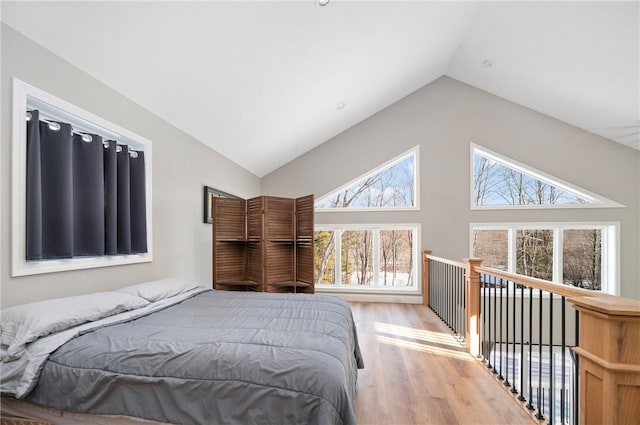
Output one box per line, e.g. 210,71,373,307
2,1,638,177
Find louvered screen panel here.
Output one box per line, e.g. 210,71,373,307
296,244,313,283
247,197,263,240
214,242,246,282
265,241,294,284
264,197,294,240
295,195,314,240
247,241,263,284
213,198,246,239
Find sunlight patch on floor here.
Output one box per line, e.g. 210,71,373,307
374,322,462,347
376,335,474,361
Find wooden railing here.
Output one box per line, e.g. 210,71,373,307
422,251,640,425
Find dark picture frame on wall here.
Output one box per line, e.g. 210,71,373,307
203,186,241,223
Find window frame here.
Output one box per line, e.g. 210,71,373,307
11,78,153,276
470,143,624,210
315,146,420,212
469,222,620,295
315,223,421,294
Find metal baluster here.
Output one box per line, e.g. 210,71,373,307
436,261,440,316
482,274,488,363
518,282,526,401
549,292,554,425
450,264,454,330
436,262,440,317
464,267,467,341
455,265,458,334
526,286,535,411
462,267,466,339
440,262,444,319
448,264,451,327
561,296,566,425
450,265,454,330
487,274,493,369
438,264,444,320
492,277,498,374
452,265,456,333
477,272,481,356
447,264,451,328
511,280,518,393
574,310,580,425
431,261,435,312
439,261,442,315
504,279,511,387
536,289,544,420
498,278,504,380
456,268,465,338
460,267,464,337
428,260,432,309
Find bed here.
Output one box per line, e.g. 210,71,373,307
1,281,364,425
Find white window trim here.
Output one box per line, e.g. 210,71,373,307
11,78,153,276
469,222,620,295
315,223,421,295
315,146,420,212
470,143,624,210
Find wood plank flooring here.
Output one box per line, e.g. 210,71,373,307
350,302,537,425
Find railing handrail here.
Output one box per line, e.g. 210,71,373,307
425,253,466,269
475,266,600,299
423,250,640,425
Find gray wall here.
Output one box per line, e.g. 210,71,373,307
262,76,640,300
1,25,261,307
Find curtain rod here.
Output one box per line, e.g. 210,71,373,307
26,110,139,157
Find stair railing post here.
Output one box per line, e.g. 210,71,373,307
422,250,432,306
568,295,640,425
464,258,483,357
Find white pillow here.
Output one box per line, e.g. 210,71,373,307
1,292,149,361
116,278,203,302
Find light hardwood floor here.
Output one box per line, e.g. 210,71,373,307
350,302,537,425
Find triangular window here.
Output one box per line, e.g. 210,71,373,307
316,147,418,210
472,144,622,208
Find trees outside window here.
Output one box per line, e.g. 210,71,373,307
563,229,602,290
315,148,417,210
471,144,619,208
472,229,508,270
314,226,419,291
380,230,413,286
341,230,374,285
516,229,554,280
314,230,335,285
471,224,614,293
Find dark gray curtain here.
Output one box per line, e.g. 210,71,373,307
26,110,147,260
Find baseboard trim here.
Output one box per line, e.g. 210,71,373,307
319,292,423,304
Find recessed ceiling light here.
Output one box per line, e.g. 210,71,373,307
318,0,330,6
336,102,346,110
481,59,493,68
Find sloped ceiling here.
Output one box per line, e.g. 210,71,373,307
2,1,638,177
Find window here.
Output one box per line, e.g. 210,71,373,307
562,229,602,290
315,147,418,210
516,229,554,280
314,225,420,292
471,144,622,209
470,223,618,294
12,78,153,276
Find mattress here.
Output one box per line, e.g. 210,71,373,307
19,290,364,425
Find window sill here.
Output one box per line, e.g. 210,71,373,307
13,253,152,277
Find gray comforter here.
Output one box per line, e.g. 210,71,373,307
25,290,364,425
